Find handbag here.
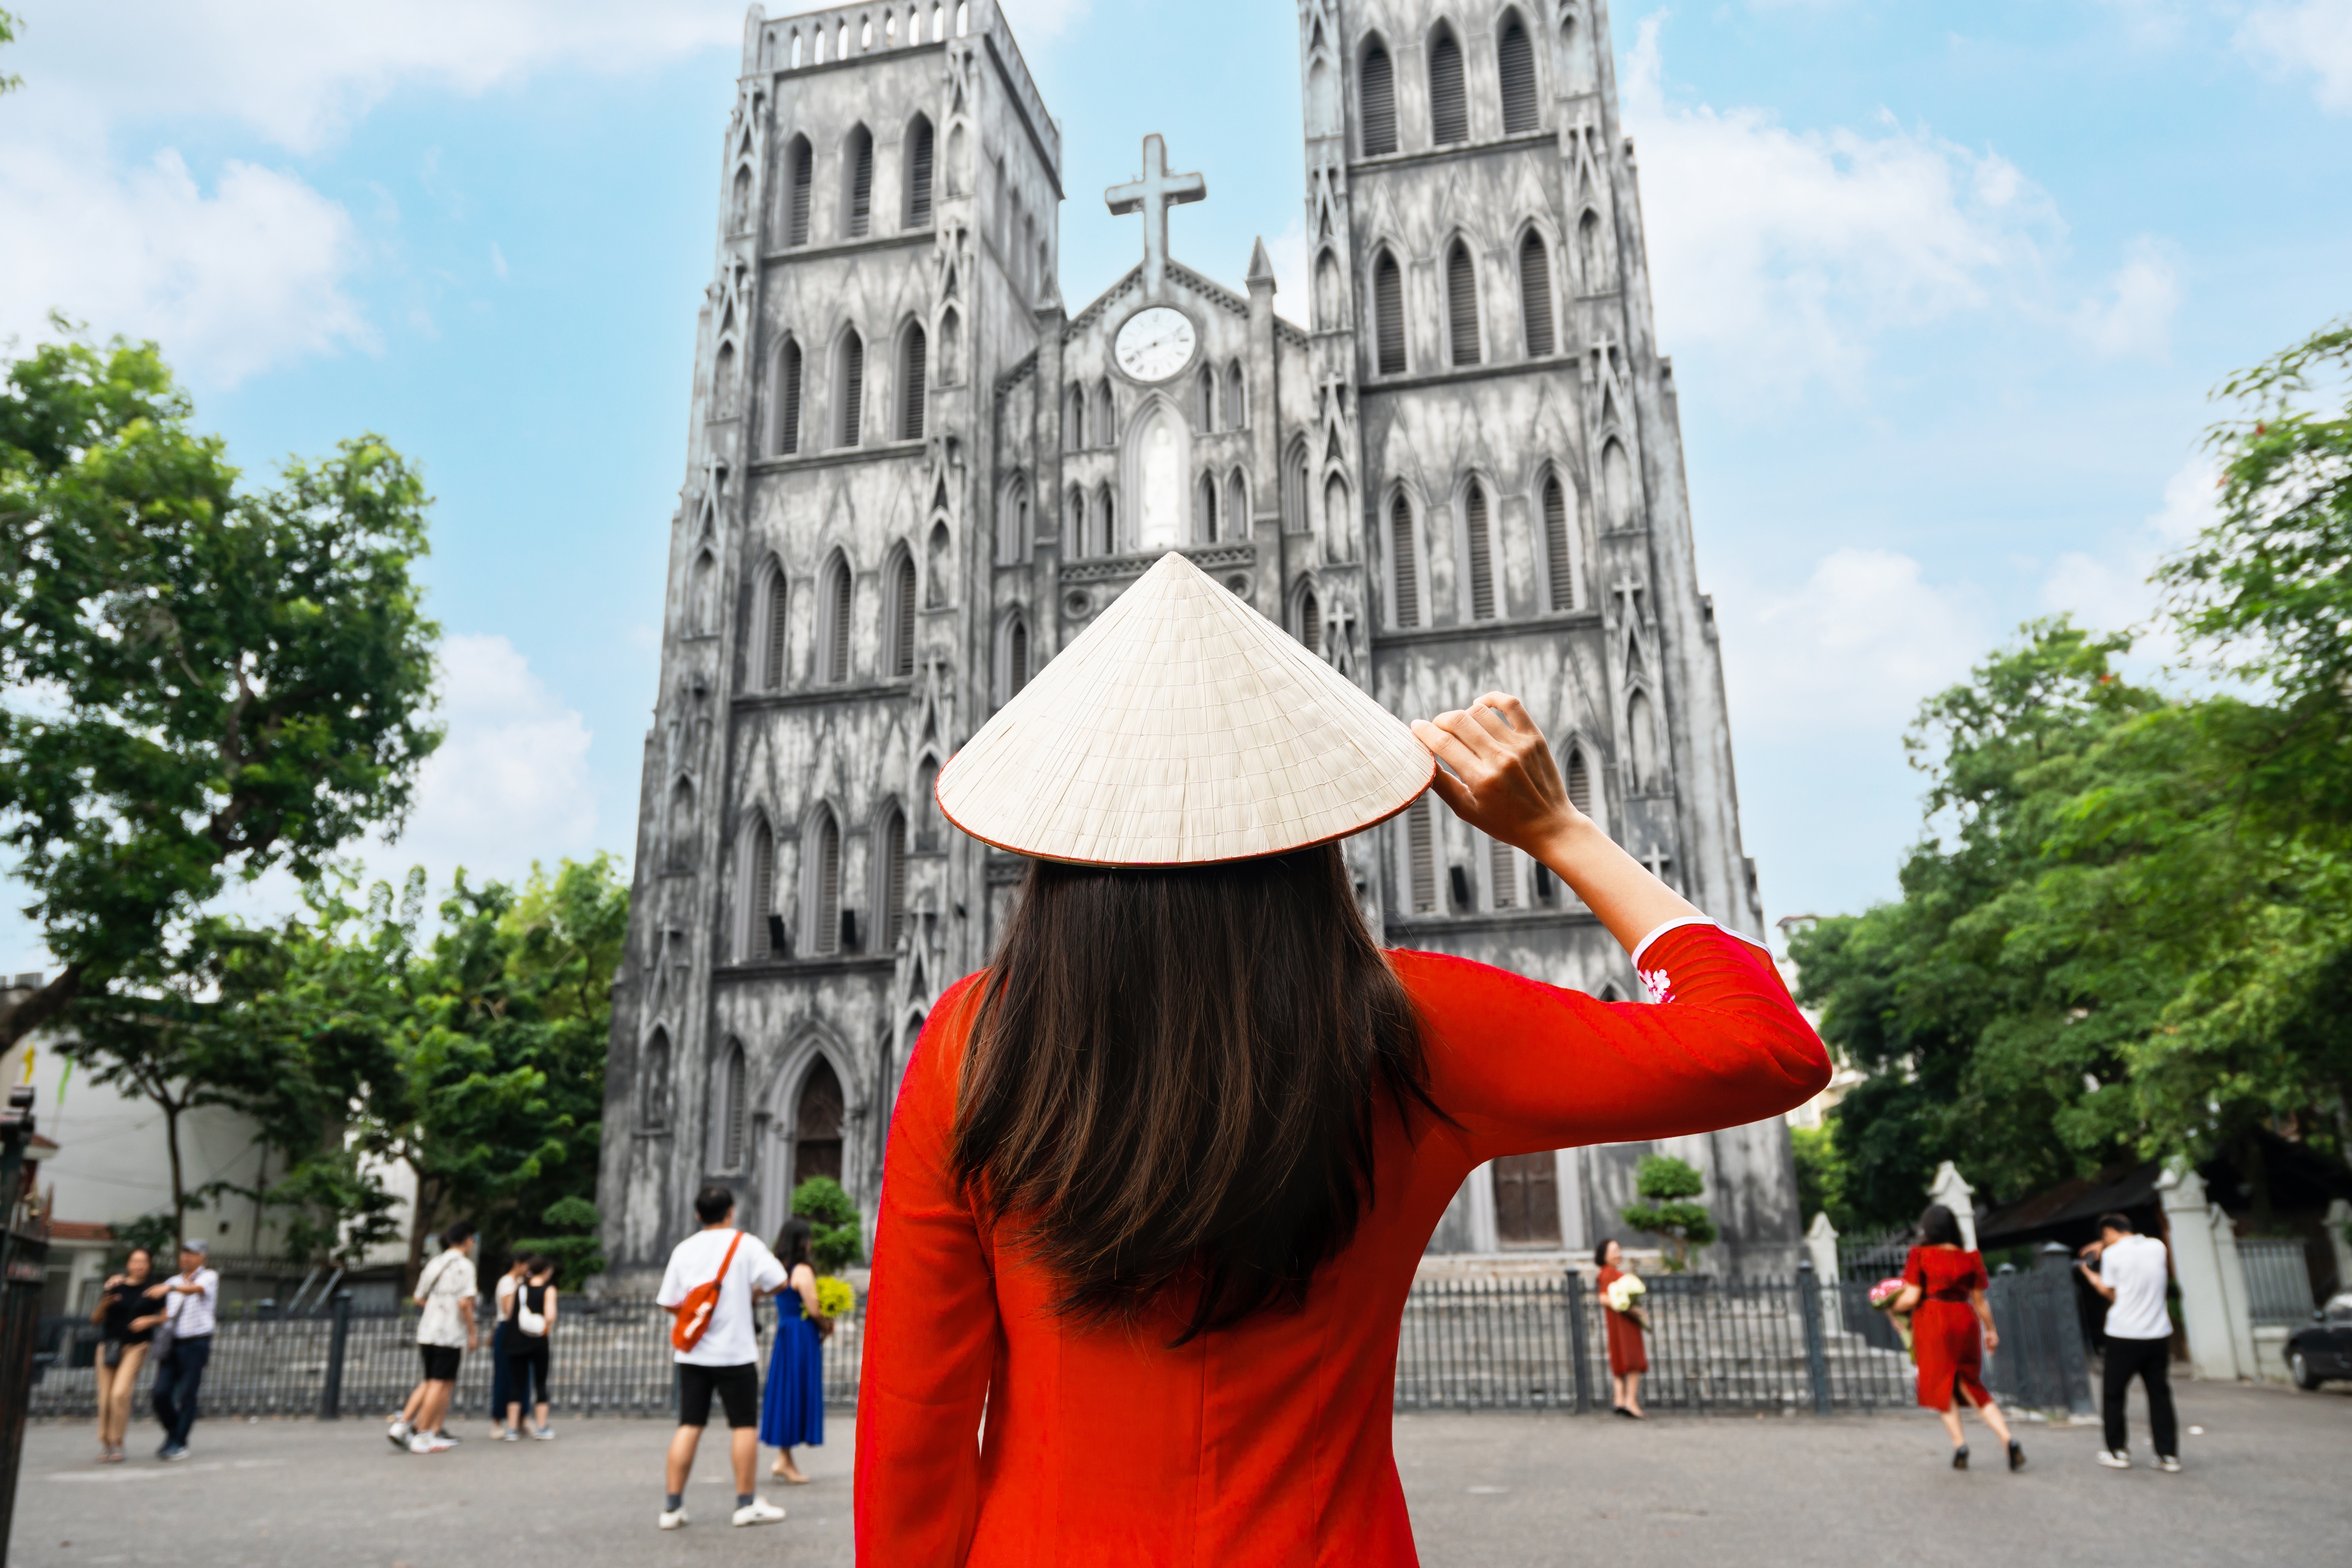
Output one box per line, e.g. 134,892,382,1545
670,1231,745,1352
517,1280,547,1337
149,1292,178,1363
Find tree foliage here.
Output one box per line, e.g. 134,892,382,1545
1620,1153,1716,1272
791,1176,865,1274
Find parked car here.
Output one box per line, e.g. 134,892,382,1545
2286,1292,2352,1390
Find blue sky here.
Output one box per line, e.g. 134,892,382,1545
2,0,2348,972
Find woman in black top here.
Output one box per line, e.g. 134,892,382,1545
91,1247,161,1463
503,1255,559,1440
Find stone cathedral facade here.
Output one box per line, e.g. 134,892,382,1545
597,0,1801,1287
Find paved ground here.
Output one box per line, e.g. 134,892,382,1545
10,1379,2347,1566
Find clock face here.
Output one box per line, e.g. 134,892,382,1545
1114,307,1197,382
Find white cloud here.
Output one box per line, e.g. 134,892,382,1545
0,138,372,385
2238,1,2352,113
2037,456,2218,655
1719,548,1991,734
2070,237,2181,359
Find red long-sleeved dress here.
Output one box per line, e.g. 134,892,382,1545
1902,1244,1992,1412
855,921,1829,1566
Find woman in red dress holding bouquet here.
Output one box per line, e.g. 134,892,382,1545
1895,1203,2022,1471
1595,1239,1649,1418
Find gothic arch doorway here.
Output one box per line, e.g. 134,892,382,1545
791,1057,846,1189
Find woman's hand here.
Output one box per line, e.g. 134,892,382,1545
1984,1327,2000,1352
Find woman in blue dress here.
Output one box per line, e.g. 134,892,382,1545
760,1216,827,1483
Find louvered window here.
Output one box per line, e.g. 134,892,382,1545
1373,251,1405,374
1490,835,1517,907
1390,494,1420,627
720,1044,747,1167
881,808,908,946
1408,798,1437,912
899,325,927,439
1566,746,1594,816
889,552,916,676
1360,41,1397,155
848,127,874,237
1196,365,1216,427
787,138,812,245
750,822,776,955
906,117,935,227
762,570,789,688
777,341,803,454
813,813,842,954
1465,484,1495,619
1498,16,1539,134
1300,591,1321,654
1519,233,1555,356
838,332,863,446
1197,473,1219,543
1446,242,1480,366
1543,475,1574,610
1428,29,1468,145
1579,208,1605,290
1007,616,1029,695
823,555,851,682
1097,487,1116,555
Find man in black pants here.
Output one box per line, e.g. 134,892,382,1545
2078,1212,2180,1472
147,1238,219,1460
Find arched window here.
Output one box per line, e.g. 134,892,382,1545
886,548,916,677
877,804,908,947
1628,690,1661,790
904,114,935,227
925,520,950,606
1196,472,1219,543
1406,795,1438,913
713,340,737,417
1519,232,1555,357
938,307,961,385
808,808,843,955
1227,472,1248,540
1298,587,1322,654
730,165,753,233
1463,482,1495,620
1372,250,1405,375
1360,38,1397,156
760,563,789,689
1601,437,1635,529
1093,381,1114,446
690,548,717,634
1001,612,1031,701
1325,475,1352,552
1283,441,1310,534
1542,473,1576,610
836,330,864,447
1194,364,1217,428
1065,484,1086,555
1565,742,1595,817
775,339,803,454
914,757,941,850
1095,483,1117,555
1490,835,1517,908
1579,208,1604,290
747,818,777,957
1497,13,1539,135
898,323,927,440
718,1040,748,1169
1389,493,1420,628
784,135,813,246
997,477,1027,563
819,551,852,683
1064,383,1085,450
793,1058,845,1185
844,124,875,237
1134,406,1185,549
668,777,695,871
1446,241,1480,366
1428,25,1468,145
1224,361,1245,429
641,1030,672,1129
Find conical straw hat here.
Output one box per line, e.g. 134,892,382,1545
935,552,1434,866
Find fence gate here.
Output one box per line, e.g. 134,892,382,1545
1984,1264,2094,1416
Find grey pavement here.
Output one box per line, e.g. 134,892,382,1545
10,1379,2347,1566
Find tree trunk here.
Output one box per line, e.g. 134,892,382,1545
0,964,86,1053
161,1093,188,1248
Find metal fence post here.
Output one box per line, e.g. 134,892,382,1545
318,1290,353,1421
1563,1267,1593,1415
1798,1259,1831,1415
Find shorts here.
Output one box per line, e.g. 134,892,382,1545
418,1344,464,1382
677,1361,760,1429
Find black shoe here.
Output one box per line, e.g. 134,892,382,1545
1952,1445,1969,1470
1612,1406,1632,1418
2008,1440,2025,1472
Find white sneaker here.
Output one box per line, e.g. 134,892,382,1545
732,1498,787,1527
2156,1455,2181,1473
657,1508,688,1530
532,1424,555,1441
498,1429,520,1442
2097,1450,2132,1470
387,1418,412,1449
408,1434,456,1455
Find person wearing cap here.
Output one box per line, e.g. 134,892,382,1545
853,554,1832,1563
145,1238,219,1461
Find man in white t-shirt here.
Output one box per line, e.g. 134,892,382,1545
390,1221,479,1455
654,1185,789,1530
2078,1212,2179,1472
146,1238,220,1460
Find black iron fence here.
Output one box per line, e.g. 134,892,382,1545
27,1260,2101,1424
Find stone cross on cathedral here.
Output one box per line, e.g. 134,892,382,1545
1106,133,1205,294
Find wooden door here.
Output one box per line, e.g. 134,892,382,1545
1492,1152,1562,1246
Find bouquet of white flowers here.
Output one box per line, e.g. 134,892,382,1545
1604,1270,1648,1328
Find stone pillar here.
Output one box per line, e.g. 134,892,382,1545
1806,1210,1841,1330
1927,1160,1976,1251
2210,1202,2259,1377
2158,1161,2245,1380
2325,1198,2352,1300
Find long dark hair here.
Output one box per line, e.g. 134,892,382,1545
773,1216,814,1271
1917,1203,1963,1249
953,845,1438,1343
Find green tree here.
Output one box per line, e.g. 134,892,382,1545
515,1196,607,1289
791,1176,864,1273
1,8,24,94
1619,1153,1717,1272
0,335,442,1058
